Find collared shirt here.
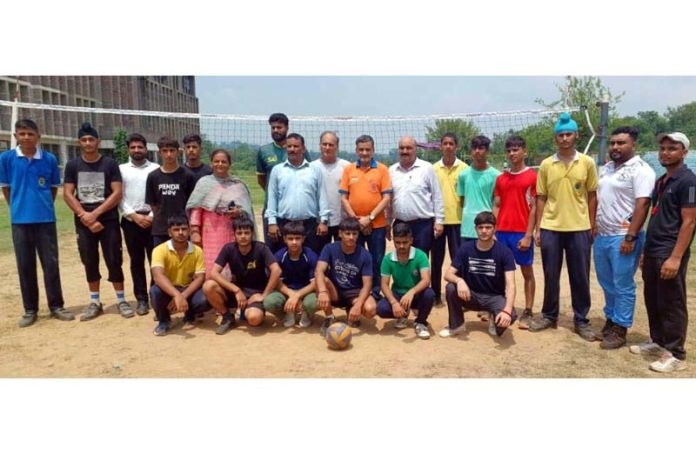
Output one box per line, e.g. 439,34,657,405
537,150,598,232
265,159,330,224
456,164,501,238
310,158,351,227
151,240,205,287
645,165,696,258
339,158,393,229
433,158,468,224
380,246,430,295
119,159,159,219
596,156,655,236
0,146,61,224
389,158,444,223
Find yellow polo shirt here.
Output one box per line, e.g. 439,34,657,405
433,158,468,224
537,151,598,231
151,240,205,287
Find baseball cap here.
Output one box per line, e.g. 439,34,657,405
656,132,690,149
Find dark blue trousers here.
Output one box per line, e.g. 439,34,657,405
377,288,435,325
430,224,461,296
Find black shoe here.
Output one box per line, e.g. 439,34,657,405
50,307,75,321
135,300,150,316
182,313,196,328
18,312,38,328
574,322,598,342
349,319,361,328
216,314,235,335
529,317,557,332
600,325,627,350
599,318,615,340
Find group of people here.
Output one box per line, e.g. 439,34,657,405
1,111,694,374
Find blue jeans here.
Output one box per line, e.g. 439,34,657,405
12,223,65,313
593,233,644,328
358,227,386,295
150,284,210,323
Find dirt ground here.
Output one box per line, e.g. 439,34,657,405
1,223,695,378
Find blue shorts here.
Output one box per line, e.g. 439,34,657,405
496,231,534,266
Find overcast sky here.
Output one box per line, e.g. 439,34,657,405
196,76,696,118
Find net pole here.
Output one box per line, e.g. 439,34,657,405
10,98,18,149
596,97,610,164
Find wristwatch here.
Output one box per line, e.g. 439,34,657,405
624,233,637,243
368,213,376,221
321,219,329,226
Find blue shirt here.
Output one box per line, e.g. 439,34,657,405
318,242,372,291
0,147,61,224
275,246,318,290
265,159,330,224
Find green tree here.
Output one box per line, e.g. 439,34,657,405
113,128,128,164
425,118,481,161
666,101,696,143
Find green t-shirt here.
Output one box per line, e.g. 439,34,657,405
456,165,501,238
256,142,286,208
380,247,430,295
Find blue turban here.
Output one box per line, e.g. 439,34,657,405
554,112,578,134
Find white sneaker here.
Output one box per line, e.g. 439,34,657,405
415,323,430,340
394,317,408,329
439,323,466,338
488,314,497,336
299,310,312,328
629,340,664,356
282,311,296,328
649,352,687,373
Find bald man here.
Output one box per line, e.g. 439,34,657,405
387,136,444,254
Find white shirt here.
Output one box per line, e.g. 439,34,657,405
310,158,350,227
119,159,160,219
389,157,445,223
596,156,656,236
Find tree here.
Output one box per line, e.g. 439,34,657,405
667,101,696,143
113,128,128,164
424,118,481,161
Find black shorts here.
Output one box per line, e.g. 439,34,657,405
335,288,362,309
224,287,266,313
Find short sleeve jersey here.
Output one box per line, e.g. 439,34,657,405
339,159,393,229
494,168,537,233
151,240,205,287
318,242,372,291
185,163,213,185
215,241,278,293
433,159,468,225
451,240,516,296
256,142,286,208
275,246,318,290
380,247,430,295
456,165,501,238
63,154,122,222
145,167,196,236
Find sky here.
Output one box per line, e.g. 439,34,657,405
196,76,696,118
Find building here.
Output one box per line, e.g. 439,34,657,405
0,76,200,163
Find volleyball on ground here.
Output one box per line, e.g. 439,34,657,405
326,322,352,350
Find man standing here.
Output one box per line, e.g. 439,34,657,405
529,113,598,341
63,122,130,321
119,133,159,316
388,136,444,255
432,133,468,305
182,133,212,185
145,137,196,247
256,113,289,248
266,133,330,254
594,127,655,349
492,135,537,329
310,131,350,248
633,132,696,373
339,135,392,295
0,119,73,327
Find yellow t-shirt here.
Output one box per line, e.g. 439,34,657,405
433,158,468,225
537,152,598,231
151,240,205,287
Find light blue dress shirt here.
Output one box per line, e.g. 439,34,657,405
265,159,330,224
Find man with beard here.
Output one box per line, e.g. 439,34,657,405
256,113,289,249
119,133,160,316
183,134,212,185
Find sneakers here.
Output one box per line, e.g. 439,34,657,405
518,309,533,330
320,315,335,337
528,317,557,332
414,323,430,339
117,301,135,319
80,302,103,321
299,310,312,328
439,323,466,338
215,314,235,335
50,307,75,322
153,321,171,336
487,314,497,336
135,299,150,316
600,325,627,350
282,311,296,328
394,316,408,329
629,340,665,356
574,323,598,342
18,311,38,328
649,352,687,373
182,313,196,328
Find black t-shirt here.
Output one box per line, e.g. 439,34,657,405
145,166,196,236
645,165,696,258
451,240,516,295
63,154,122,223
214,241,278,293
185,163,213,185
